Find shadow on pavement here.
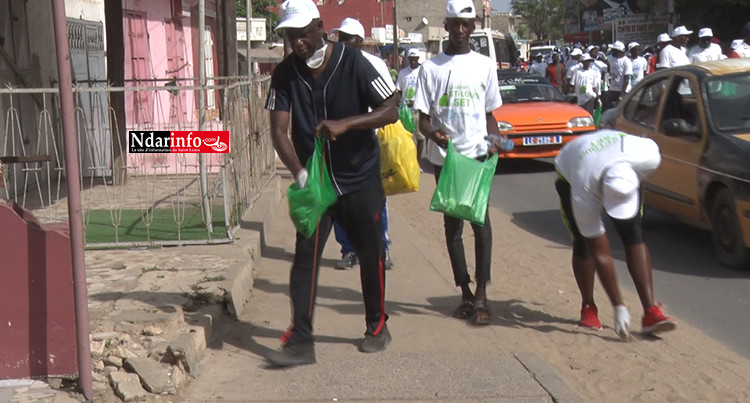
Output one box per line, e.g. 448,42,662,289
510,207,749,279
423,295,623,341
496,158,556,175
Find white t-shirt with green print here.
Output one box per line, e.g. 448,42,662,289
396,65,421,103
413,51,503,166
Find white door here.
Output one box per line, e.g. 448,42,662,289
203,27,216,110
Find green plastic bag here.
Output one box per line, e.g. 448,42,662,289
429,140,498,225
398,103,416,134
593,100,602,128
287,136,338,238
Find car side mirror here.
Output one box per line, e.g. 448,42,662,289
662,118,699,138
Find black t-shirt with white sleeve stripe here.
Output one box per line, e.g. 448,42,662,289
266,42,394,196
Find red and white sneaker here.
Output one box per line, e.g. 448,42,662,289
642,304,676,334
579,304,603,330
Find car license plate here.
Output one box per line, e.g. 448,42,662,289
522,135,562,146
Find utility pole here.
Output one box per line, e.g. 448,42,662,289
393,0,399,69
198,0,212,234
247,0,253,78
50,0,93,399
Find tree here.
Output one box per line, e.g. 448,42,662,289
510,0,565,41
236,0,280,42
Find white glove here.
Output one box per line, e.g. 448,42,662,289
295,168,308,189
614,305,632,341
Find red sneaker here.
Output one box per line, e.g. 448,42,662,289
580,304,603,330
642,304,676,334
280,327,293,344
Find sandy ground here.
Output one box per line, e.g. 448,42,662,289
181,168,750,403
384,171,750,402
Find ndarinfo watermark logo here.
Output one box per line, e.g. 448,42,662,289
128,131,230,153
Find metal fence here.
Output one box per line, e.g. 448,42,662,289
0,75,275,247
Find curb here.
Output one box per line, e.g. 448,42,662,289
84,175,283,402
224,175,281,318
514,352,586,403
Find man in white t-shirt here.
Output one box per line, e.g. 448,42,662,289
529,53,547,76
332,18,395,89
331,17,396,271
566,47,583,72
413,0,504,326
585,45,603,78
555,130,676,340
396,48,426,164
628,42,648,88
659,25,692,68
564,48,583,94
689,28,726,63
594,52,609,92
572,54,600,113
728,22,750,58
603,41,632,110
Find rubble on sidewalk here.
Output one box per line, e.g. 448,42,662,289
78,177,280,402
85,257,229,402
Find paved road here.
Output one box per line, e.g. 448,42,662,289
489,158,750,359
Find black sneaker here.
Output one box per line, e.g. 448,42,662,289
266,343,316,367
335,252,358,270
360,327,391,353
384,251,394,270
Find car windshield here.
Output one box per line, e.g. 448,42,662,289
705,72,750,132
497,76,565,103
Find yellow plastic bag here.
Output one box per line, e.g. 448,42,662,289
377,120,420,196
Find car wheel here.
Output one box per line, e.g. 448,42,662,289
710,188,750,269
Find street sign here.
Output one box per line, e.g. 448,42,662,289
615,14,669,44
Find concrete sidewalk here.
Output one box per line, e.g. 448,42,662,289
0,166,583,402
182,167,584,402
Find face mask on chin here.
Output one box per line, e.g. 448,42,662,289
306,40,327,69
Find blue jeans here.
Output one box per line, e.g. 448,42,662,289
334,199,390,255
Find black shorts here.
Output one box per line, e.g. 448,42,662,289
555,173,645,257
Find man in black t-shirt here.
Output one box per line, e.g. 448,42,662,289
264,0,399,367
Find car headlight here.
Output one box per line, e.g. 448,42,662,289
568,116,594,128
497,121,514,131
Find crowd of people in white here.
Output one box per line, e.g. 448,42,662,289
521,21,750,114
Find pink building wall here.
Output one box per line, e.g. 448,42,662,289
123,0,223,175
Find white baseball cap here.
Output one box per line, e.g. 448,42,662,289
585,45,599,53
276,0,320,31
672,25,693,37
698,28,713,38
570,48,583,56
628,41,640,51
446,0,476,19
610,41,626,51
407,48,420,57
602,162,640,220
332,17,365,39
657,33,671,43
580,53,593,62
